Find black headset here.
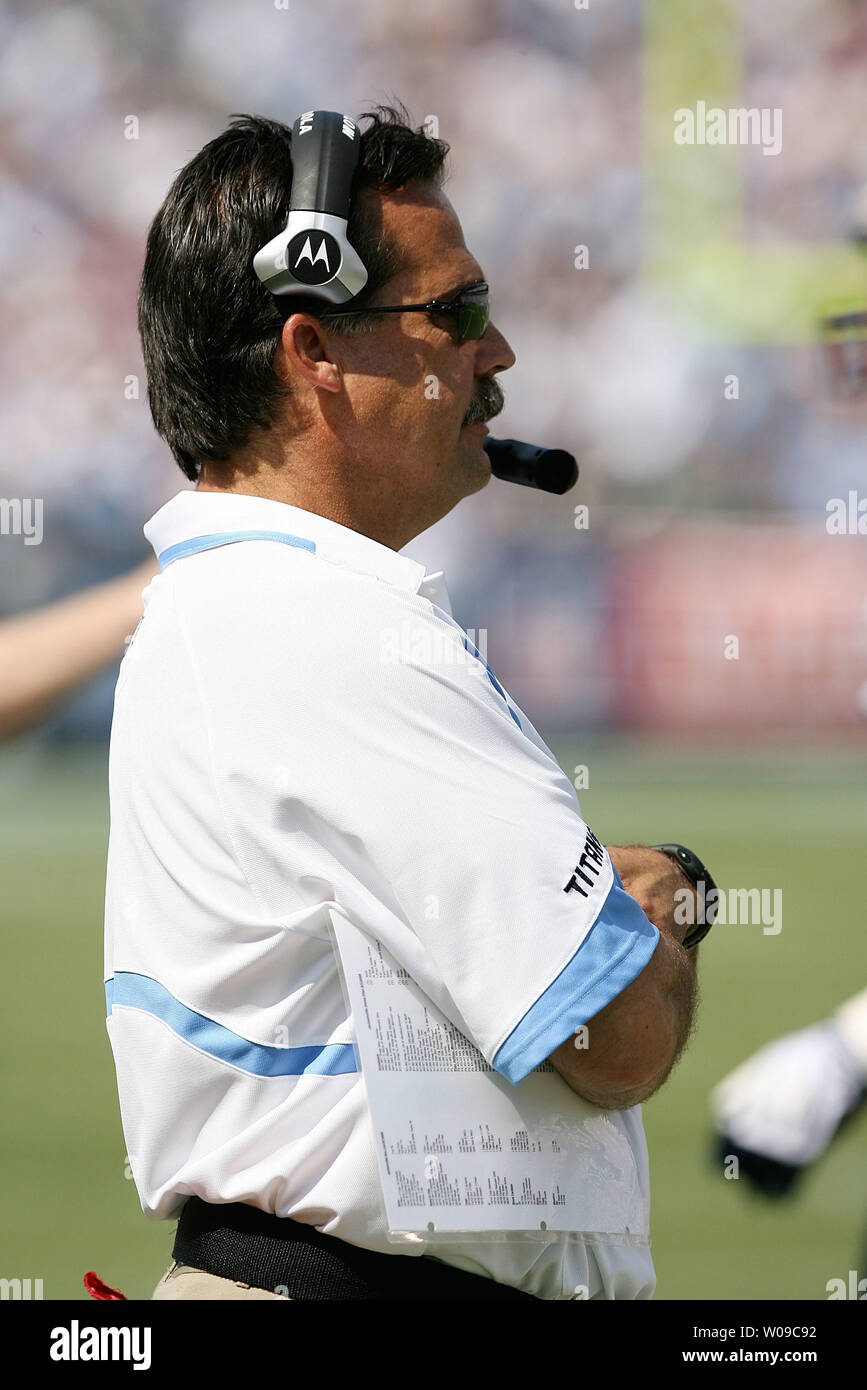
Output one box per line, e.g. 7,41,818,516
253,110,366,305
253,109,577,495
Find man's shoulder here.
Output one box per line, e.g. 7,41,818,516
154,538,453,683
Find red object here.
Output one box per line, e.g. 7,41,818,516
83,1271,128,1301
609,522,867,731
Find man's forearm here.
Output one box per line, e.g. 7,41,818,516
551,845,699,1109
563,931,697,1108
0,560,156,742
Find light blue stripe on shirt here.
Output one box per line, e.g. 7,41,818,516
105,972,357,1077
492,867,660,1084
158,530,316,570
458,631,522,728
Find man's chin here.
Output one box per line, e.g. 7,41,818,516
457,420,492,493
459,419,491,454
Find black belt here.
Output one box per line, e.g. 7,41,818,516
173,1197,537,1301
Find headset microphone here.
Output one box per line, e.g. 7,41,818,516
483,437,578,495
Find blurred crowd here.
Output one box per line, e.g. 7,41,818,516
4,0,867,731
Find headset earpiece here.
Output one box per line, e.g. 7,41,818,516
253,111,368,306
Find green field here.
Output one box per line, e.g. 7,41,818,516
1,738,865,1301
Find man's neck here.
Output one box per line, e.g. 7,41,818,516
195,463,420,552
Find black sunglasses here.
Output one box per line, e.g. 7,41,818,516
318,280,491,342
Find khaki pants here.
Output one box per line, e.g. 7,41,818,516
152,1261,291,1300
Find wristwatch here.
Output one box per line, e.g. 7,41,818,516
651,842,719,949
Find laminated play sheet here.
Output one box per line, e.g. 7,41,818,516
331,915,650,1245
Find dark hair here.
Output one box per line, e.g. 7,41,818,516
138,104,449,481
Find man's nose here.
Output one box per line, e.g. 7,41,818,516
475,319,516,374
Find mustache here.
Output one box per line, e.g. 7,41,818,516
463,375,505,425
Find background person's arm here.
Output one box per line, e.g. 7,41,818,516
550,845,699,1109
0,558,157,742
709,985,867,1194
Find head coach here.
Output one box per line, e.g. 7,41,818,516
103,104,701,1301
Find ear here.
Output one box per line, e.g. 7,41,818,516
279,313,342,393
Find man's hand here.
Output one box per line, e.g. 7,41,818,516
607,844,697,946
711,1019,867,1194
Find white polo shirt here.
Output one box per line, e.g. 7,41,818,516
104,489,660,1300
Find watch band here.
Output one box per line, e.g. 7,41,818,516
651,842,718,949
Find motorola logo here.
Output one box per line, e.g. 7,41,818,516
284,229,340,285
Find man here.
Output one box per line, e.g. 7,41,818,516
104,105,698,1301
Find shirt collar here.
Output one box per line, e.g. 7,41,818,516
143,490,453,612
